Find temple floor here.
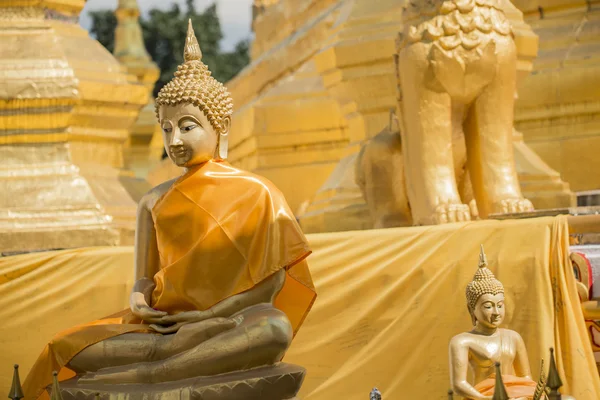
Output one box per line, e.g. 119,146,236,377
0,216,598,399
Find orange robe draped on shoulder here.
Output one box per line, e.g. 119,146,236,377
23,160,316,400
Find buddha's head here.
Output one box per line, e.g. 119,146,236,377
465,245,505,328
155,20,233,168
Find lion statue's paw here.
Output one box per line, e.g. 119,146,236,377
492,198,534,215
431,202,472,224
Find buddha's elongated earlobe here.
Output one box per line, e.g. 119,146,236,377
218,132,228,160
216,116,231,160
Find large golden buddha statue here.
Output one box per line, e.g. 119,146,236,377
449,246,537,399
23,21,316,400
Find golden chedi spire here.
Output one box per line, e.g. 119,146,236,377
155,20,233,134
114,0,157,76
114,0,162,180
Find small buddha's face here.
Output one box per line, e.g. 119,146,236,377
159,103,220,167
472,293,505,329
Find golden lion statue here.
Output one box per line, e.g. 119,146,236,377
357,0,534,227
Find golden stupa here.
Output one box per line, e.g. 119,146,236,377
0,0,148,253
114,0,163,180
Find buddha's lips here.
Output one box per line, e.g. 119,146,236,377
170,147,188,158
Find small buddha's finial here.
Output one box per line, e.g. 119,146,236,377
547,348,563,400
184,19,202,62
492,362,509,400
447,389,454,400
8,364,24,400
50,371,63,400
369,387,382,400
479,244,488,268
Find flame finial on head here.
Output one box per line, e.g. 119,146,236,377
479,244,488,268
184,19,202,62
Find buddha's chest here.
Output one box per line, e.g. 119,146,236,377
468,336,516,368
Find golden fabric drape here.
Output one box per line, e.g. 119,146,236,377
285,216,599,399
0,216,597,399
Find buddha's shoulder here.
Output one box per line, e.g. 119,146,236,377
139,178,178,210
497,328,523,341
213,163,283,195
449,332,476,347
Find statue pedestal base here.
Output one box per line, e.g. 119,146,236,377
51,363,305,400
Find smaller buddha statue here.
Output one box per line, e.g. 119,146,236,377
449,245,537,399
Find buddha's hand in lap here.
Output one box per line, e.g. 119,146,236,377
149,310,214,334
130,291,168,323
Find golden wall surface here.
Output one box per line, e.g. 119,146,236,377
0,1,147,253
513,0,600,193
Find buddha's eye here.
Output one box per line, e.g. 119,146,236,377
182,124,197,132
162,127,172,134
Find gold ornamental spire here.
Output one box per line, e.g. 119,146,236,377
491,363,509,400
50,371,63,400
8,364,24,400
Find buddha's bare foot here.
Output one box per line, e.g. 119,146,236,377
491,198,534,214
430,203,471,224
78,364,142,385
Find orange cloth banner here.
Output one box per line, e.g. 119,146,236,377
0,216,598,399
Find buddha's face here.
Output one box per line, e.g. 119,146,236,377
472,293,505,329
159,103,219,167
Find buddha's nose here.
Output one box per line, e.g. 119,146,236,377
171,129,183,146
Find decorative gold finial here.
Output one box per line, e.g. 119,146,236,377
533,359,547,400
466,245,504,312
547,348,563,400
8,364,24,400
50,371,63,400
184,19,202,62
492,362,509,400
479,244,488,268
